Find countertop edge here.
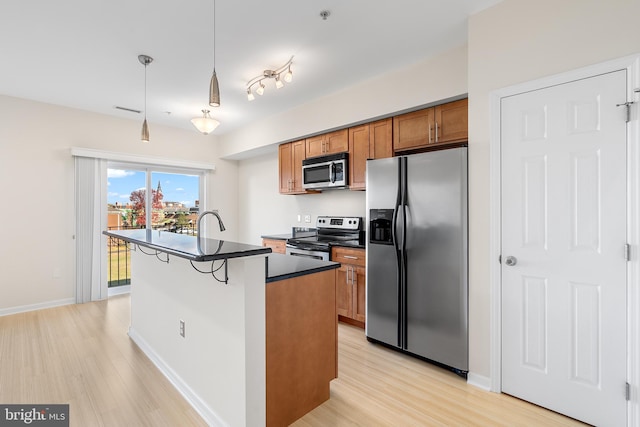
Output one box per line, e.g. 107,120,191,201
265,259,340,283
104,230,271,262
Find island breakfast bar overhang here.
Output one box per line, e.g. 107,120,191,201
103,229,340,427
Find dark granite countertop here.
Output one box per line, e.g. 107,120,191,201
260,233,292,241
104,229,271,262
261,233,366,250
332,240,366,249
266,253,340,283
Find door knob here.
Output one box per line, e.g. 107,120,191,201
504,256,517,266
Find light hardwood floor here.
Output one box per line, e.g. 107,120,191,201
0,295,585,426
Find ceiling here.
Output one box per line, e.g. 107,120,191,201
0,0,502,136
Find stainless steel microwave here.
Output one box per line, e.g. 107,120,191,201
302,152,348,190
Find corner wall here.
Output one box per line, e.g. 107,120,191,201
467,0,640,380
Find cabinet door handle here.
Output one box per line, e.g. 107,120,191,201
343,255,358,260
429,124,432,144
435,122,439,143
346,266,351,284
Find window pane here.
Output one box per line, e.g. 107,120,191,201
106,168,146,288
151,171,200,235
107,169,146,228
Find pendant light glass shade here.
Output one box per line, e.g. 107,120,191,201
209,69,220,107
284,66,293,83
191,109,220,134
141,118,150,142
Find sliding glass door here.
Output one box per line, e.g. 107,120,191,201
106,164,203,292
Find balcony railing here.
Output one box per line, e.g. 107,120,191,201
107,223,198,288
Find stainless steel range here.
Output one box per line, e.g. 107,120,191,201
286,216,362,261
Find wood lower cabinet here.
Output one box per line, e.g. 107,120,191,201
348,118,392,191
393,98,468,153
266,269,337,426
332,247,366,328
306,129,349,158
262,238,286,254
279,140,309,194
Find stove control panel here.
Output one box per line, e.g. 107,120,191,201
316,216,361,230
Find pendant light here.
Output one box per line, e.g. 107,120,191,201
209,0,220,107
138,54,153,142
191,109,220,134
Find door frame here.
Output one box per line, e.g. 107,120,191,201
489,53,640,425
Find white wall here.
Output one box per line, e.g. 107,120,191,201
467,0,640,379
237,150,366,244
0,95,237,312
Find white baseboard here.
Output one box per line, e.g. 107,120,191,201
128,327,228,427
0,298,75,317
108,285,131,297
467,372,492,391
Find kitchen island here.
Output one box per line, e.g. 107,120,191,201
103,229,339,427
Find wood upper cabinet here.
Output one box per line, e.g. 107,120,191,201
262,238,286,254
332,247,366,327
393,99,468,153
306,129,349,158
349,118,392,191
434,98,468,144
278,140,308,194
348,125,370,191
370,118,393,159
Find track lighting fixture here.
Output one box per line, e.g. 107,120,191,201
138,54,153,142
191,109,220,134
246,56,293,101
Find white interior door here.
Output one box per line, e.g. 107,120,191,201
501,70,628,426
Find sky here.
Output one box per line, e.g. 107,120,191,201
107,169,200,208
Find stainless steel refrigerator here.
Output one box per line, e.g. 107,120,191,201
365,147,468,374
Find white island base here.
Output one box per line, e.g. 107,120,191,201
128,250,267,427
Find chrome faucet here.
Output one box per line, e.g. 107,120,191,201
197,210,226,234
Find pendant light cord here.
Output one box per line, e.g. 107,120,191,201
144,62,147,120
213,0,216,71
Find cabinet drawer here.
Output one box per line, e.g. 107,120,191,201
331,247,365,267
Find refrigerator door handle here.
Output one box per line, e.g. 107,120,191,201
400,157,408,349
391,157,404,348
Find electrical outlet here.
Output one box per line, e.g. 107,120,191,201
304,215,311,223
179,319,185,338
